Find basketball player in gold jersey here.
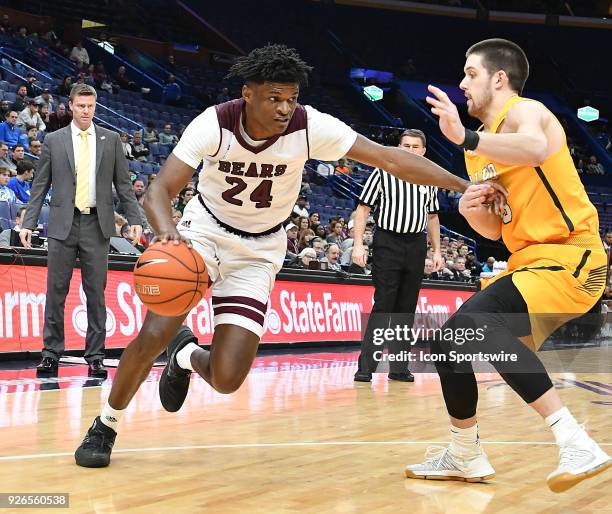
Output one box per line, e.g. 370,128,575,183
404,39,610,492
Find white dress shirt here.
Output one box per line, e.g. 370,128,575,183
71,121,97,208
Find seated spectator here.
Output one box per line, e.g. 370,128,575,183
48,103,72,132
293,195,309,217
117,179,149,229
451,257,472,282
143,121,159,143
310,237,325,261
120,132,134,160
39,103,50,127
300,168,312,196
465,251,482,276
17,100,46,132
70,41,89,66
0,142,14,173
326,220,345,244
289,247,317,269
130,131,150,162
308,212,319,226
286,222,299,258
172,209,182,225
335,158,350,175
321,243,342,271
12,85,28,113
217,87,230,103
114,213,128,236
0,112,20,148
35,89,55,113
116,65,140,92
0,100,10,119
0,166,16,202
7,159,34,202
297,228,315,252
25,73,38,98
0,206,25,247
19,126,38,151
162,75,182,105
56,76,73,97
314,224,327,239
159,123,178,148
11,144,26,168
482,256,496,273
457,243,469,258
176,187,195,214
586,155,605,175
423,258,442,280
297,216,310,233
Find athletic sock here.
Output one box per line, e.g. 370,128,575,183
545,406,583,446
449,423,481,459
100,402,124,431
175,342,199,372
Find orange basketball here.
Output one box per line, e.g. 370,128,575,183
133,241,208,316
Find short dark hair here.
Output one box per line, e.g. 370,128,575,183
16,159,34,174
12,143,24,151
466,38,529,94
227,44,312,87
400,129,426,147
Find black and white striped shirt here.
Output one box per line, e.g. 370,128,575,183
359,168,439,233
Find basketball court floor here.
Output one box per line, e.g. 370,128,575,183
0,346,610,513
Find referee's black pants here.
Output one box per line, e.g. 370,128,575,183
357,230,427,374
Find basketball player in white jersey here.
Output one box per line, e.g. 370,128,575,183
75,44,492,468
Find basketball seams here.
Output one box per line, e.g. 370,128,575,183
140,245,203,274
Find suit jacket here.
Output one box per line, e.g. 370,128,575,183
23,124,142,240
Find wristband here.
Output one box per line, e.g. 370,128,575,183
460,129,480,151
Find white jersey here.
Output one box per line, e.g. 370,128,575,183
173,99,357,234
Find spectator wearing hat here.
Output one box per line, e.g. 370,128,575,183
25,73,37,98
35,89,55,113
17,100,46,132
290,247,317,269
293,195,309,217
286,222,299,259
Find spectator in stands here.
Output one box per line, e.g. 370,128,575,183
0,142,13,172
451,257,472,282
175,187,195,214
482,256,496,272
56,76,73,97
162,75,182,106
8,159,34,202
293,195,309,217
603,231,612,253
310,237,325,261
172,209,182,225
335,158,350,175
217,87,230,103
423,258,441,280
586,155,605,175
298,229,315,252
297,216,310,233
314,224,327,239
48,103,71,132
289,247,317,269
0,100,10,119
119,132,133,160
286,222,299,258
130,131,149,162
17,100,46,132
159,123,178,148
326,220,345,244
117,178,148,230
0,206,25,248
39,103,50,127
0,167,16,202
70,41,90,67
300,168,312,196
0,14,12,35
12,85,28,113
465,251,482,276
13,27,28,51
309,212,320,226
143,121,159,143
19,126,37,151
35,89,55,113
11,143,25,168
114,213,128,236
25,73,38,98
115,65,140,92
321,243,342,271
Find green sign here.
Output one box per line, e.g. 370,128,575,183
363,85,383,102
577,106,599,122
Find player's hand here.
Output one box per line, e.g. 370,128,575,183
128,224,143,245
352,244,368,267
151,228,192,247
481,181,509,215
432,250,445,272
426,85,466,145
20,228,32,248
458,184,498,215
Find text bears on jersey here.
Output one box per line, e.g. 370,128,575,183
218,161,288,178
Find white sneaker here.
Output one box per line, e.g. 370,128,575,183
547,429,612,493
405,445,496,482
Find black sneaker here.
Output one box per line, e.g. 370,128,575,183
354,371,372,382
159,326,198,412
74,416,116,468
388,371,414,382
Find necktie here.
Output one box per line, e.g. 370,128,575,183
75,130,90,212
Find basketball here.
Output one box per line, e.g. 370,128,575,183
133,241,208,316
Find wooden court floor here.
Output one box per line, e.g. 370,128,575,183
0,348,610,513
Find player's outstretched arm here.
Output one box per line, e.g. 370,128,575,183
346,135,469,193
144,154,196,243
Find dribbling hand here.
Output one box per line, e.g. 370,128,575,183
151,228,192,247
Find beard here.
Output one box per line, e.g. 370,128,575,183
467,88,493,120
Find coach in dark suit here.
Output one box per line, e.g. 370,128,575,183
21,84,142,377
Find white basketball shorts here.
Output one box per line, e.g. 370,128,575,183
176,197,286,337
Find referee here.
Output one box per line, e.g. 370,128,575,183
353,129,444,382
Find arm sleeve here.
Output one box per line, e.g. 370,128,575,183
172,107,221,169
428,186,440,214
306,105,358,161
358,169,381,208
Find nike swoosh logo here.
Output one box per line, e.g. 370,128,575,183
136,258,168,269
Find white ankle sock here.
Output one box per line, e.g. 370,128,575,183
175,342,199,372
545,407,582,446
449,423,481,458
99,402,124,432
